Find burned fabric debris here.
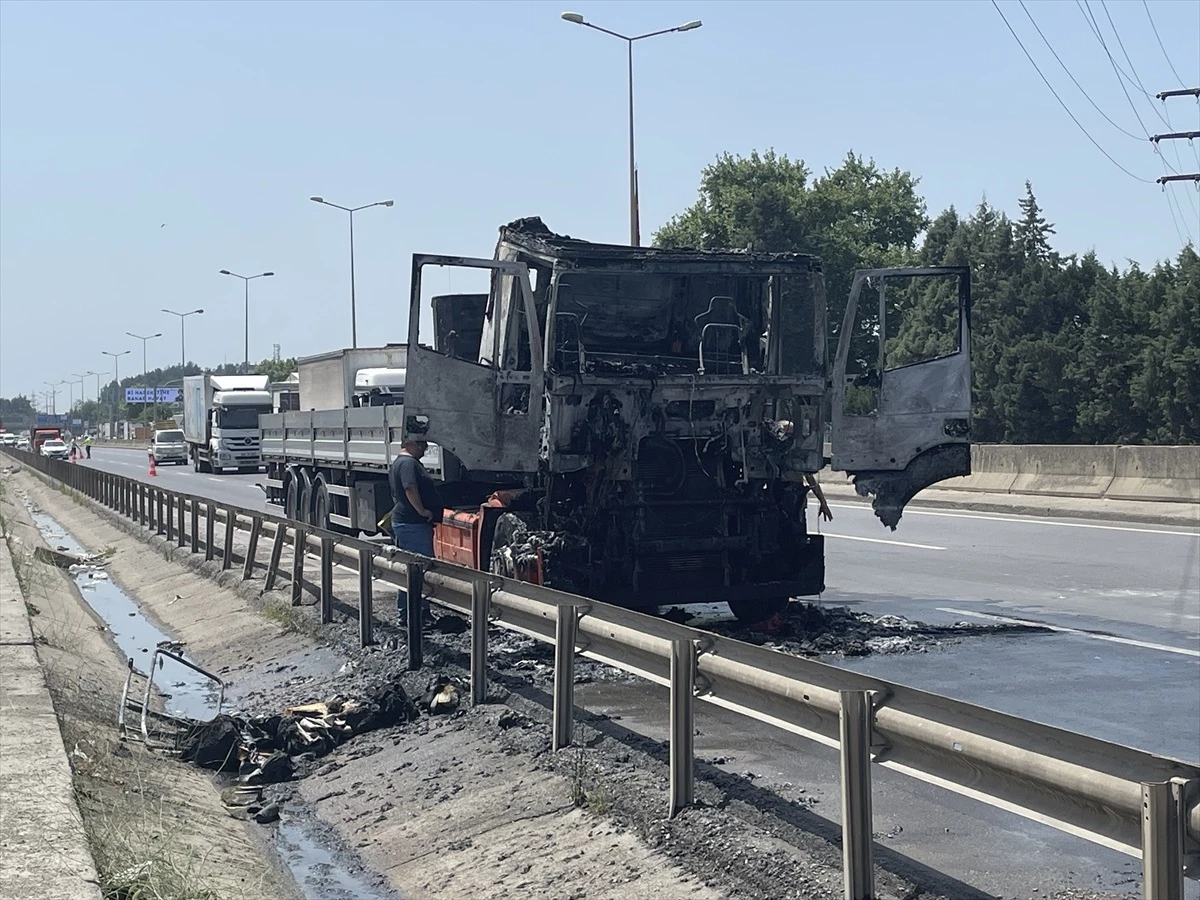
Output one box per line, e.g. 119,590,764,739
180,683,420,781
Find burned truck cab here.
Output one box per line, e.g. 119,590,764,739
404,219,972,619
405,219,828,619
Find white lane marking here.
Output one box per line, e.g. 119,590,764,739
937,607,1200,658
822,533,946,551
206,477,223,483
828,503,1198,538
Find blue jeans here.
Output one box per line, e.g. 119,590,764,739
392,522,434,617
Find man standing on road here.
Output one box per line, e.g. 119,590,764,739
388,439,442,621
84,434,93,459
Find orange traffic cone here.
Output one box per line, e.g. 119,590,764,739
148,455,157,477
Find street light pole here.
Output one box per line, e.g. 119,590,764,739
560,12,702,246
71,373,91,423
101,350,131,437
85,371,103,406
43,382,60,418
309,196,394,348
127,331,163,428
218,270,274,370
162,308,205,373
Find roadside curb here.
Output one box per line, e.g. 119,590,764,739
0,510,104,899
819,482,1200,529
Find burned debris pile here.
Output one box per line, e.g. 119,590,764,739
180,677,463,787
706,602,1049,657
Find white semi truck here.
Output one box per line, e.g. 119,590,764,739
182,374,273,473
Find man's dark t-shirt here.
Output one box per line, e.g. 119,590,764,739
389,454,441,526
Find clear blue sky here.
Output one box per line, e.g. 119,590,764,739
1,0,1197,404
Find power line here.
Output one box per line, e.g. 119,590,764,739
1080,0,1190,180
1018,0,1142,141
991,0,1153,183
1142,0,1186,86
1099,0,1168,126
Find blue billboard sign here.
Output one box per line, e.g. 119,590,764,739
124,388,182,404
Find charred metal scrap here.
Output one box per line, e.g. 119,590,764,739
178,679,462,786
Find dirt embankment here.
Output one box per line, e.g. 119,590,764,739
7,468,729,900
5,463,1135,900
0,474,299,900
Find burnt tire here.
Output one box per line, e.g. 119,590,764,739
489,512,530,578
728,596,790,624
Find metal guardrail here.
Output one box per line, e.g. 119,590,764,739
4,447,1198,899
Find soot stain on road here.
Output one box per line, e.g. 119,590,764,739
679,601,1050,658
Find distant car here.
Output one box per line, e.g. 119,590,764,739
16,437,30,451
149,428,188,465
40,439,70,460
0,433,16,447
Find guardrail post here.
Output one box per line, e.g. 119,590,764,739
405,562,424,671
189,499,199,553
138,484,146,526
265,522,286,592
669,638,696,818
839,690,875,900
221,508,235,570
319,536,334,624
552,603,577,750
176,495,185,547
358,547,374,648
243,517,262,579
204,502,215,562
470,579,492,705
165,495,174,542
1142,779,1186,899
157,491,166,535
290,527,306,606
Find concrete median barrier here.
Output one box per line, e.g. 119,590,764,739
1106,445,1200,504
1007,445,1116,499
937,445,1020,493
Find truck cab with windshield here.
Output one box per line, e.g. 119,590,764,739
401,218,972,619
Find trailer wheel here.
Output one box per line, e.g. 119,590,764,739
284,473,300,521
311,480,330,532
297,469,315,525
728,596,790,624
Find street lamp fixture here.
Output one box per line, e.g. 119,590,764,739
162,307,205,373
309,196,395,349
219,270,274,370
560,11,702,246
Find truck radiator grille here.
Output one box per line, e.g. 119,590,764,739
637,552,724,592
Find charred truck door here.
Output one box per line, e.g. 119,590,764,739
830,266,971,528
403,255,544,477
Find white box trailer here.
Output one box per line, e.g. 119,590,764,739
182,374,272,473
259,346,443,533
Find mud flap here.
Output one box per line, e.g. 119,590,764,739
850,444,970,529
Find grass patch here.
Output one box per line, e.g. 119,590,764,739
569,747,614,815
51,667,225,900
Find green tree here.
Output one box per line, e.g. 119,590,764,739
255,357,298,382
654,150,928,338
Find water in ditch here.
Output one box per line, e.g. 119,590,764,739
26,502,401,900
27,507,221,719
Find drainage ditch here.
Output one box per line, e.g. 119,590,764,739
23,500,401,900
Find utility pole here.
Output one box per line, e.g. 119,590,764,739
1152,88,1200,188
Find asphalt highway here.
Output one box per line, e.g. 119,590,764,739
57,448,1200,894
